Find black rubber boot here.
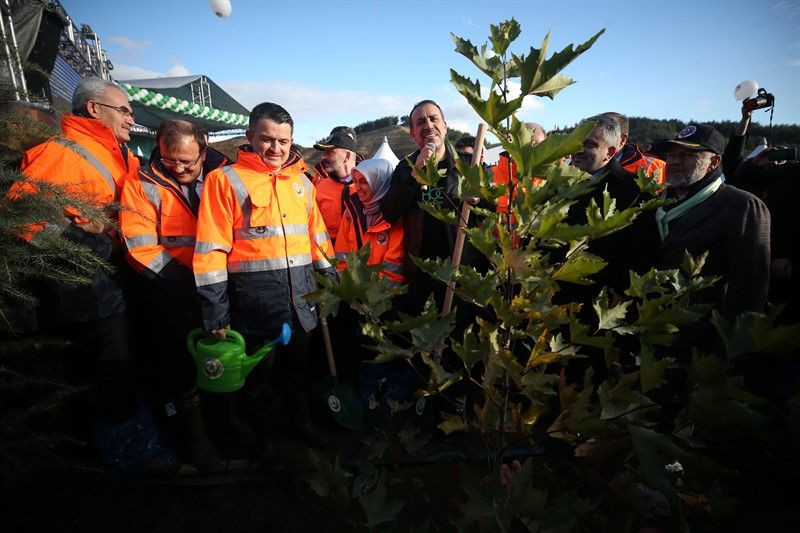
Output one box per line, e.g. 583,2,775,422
289,393,330,449
175,394,224,472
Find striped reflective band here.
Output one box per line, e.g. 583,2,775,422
235,223,309,240
381,262,404,274
195,269,228,286
124,233,157,249
313,231,330,245
228,253,312,273
146,250,173,273
195,240,232,254
313,258,333,270
222,166,250,211
28,219,68,247
159,235,195,247
140,179,161,211
52,138,117,199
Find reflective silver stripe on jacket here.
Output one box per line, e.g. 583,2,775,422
195,269,228,286
159,235,195,247
381,262,405,274
235,223,309,240
124,233,158,249
300,175,313,213
140,179,162,212
195,241,232,254
313,231,330,246
52,138,117,198
28,218,68,247
313,258,333,270
146,250,173,273
228,253,312,273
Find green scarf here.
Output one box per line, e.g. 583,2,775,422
655,176,723,241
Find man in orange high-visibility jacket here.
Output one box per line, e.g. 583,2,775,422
193,102,335,469
311,126,363,246
490,123,547,217
606,113,666,185
120,119,231,471
15,77,175,473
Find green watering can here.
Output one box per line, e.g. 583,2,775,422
187,323,292,393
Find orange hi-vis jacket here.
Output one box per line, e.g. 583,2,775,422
193,147,335,337
619,144,666,185
17,114,139,239
315,175,361,245
120,148,231,295
491,152,544,215
14,114,138,322
335,211,405,284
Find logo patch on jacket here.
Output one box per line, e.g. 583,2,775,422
293,183,305,197
375,232,388,245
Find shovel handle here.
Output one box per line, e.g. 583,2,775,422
320,315,337,378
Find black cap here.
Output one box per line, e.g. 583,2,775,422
313,127,357,152
653,123,725,155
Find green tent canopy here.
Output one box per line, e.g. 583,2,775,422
120,75,250,132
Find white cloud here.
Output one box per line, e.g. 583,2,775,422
112,63,163,81
220,80,416,144
167,64,191,76
107,36,152,51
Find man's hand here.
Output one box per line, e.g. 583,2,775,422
414,141,437,168
73,217,107,234
211,326,230,340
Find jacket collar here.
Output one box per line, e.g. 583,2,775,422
236,145,307,177
61,114,125,156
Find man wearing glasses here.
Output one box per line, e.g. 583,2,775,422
17,76,176,474
120,119,232,471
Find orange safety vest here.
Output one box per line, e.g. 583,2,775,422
15,114,138,240
620,145,666,185
315,175,357,244
491,152,544,215
193,148,334,334
335,211,405,284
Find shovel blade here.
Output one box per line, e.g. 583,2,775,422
325,379,363,430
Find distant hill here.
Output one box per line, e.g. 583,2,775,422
551,117,800,151
210,125,419,167
212,116,800,164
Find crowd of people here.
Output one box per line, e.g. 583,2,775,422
6,75,795,474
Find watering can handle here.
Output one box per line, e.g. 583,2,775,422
186,328,246,357
186,328,204,357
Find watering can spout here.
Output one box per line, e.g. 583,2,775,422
243,322,293,377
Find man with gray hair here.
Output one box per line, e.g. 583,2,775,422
15,76,175,473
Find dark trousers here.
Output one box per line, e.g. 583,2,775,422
239,317,313,436
130,283,199,402
54,313,137,422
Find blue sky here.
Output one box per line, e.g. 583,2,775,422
63,0,800,146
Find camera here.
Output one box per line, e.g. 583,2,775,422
743,88,775,112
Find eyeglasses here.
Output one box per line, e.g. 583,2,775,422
92,101,134,118
160,153,202,169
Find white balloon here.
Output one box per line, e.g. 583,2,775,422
734,80,758,101
210,0,232,18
